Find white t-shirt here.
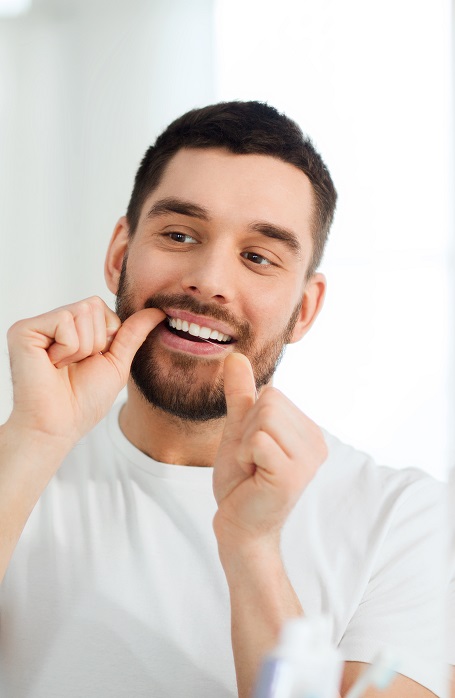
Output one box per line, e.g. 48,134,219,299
0,403,448,697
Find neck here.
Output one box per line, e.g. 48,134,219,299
119,382,225,467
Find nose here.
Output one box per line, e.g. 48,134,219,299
180,242,236,304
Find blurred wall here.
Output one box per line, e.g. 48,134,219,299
0,0,453,481
0,0,216,422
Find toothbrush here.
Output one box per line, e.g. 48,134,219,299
344,649,399,698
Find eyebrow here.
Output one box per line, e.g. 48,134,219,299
249,222,302,258
145,196,303,259
145,197,211,222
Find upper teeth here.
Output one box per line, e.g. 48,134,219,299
167,317,232,342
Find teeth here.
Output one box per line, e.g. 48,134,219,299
167,316,232,342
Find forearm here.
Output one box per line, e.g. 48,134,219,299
213,355,330,697
218,536,303,698
0,420,70,582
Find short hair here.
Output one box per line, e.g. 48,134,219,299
126,101,337,276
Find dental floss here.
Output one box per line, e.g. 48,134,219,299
251,616,343,698
199,338,259,400
199,337,231,348
344,649,400,698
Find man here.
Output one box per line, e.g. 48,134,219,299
0,102,447,697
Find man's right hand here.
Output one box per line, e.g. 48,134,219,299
5,296,165,448
0,296,164,582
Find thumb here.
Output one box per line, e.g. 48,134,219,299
107,308,166,380
223,353,257,437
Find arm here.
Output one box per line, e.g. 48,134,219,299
0,297,164,582
213,353,326,697
213,354,440,698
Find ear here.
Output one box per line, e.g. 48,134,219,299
288,272,326,344
104,216,129,294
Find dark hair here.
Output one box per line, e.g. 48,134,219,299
126,101,337,275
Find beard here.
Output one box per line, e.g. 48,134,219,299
116,258,302,422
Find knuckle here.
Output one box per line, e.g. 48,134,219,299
257,402,275,425
64,336,80,355
87,295,105,310
7,320,23,339
77,301,91,315
75,339,90,356
251,429,269,451
59,309,75,325
93,336,107,354
261,386,280,400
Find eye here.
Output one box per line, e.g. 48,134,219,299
167,232,198,244
241,251,273,266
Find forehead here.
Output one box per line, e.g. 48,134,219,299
140,147,315,239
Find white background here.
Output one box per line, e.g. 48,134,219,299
215,0,454,480
0,0,453,480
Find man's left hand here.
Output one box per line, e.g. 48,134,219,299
212,352,327,549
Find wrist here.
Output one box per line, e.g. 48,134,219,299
1,415,75,470
216,533,303,639
215,526,283,582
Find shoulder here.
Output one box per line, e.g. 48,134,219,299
318,428,444,505
294,428,446,554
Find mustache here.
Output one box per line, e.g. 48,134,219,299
143,293,251,341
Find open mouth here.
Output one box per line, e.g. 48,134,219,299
166,316,234,345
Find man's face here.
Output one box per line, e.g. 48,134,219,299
109,147,323,421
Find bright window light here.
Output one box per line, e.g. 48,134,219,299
215,0,452,480
0,0,31,17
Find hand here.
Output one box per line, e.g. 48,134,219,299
6,296,165,448
213,353,327,549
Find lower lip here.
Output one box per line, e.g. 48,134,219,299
156,323,232,356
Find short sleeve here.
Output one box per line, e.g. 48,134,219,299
339,479,449,697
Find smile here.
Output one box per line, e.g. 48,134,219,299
166,316,233,344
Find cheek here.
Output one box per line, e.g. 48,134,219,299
247,298,286,339
128,251,178,297
249,291,303,343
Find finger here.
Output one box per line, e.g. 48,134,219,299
8,297,119,372
106,308,166,380
238,388,301,460
237,387,328,475
53,307,97,368
8,310,80,379
76,301,120,357
238,429,314,504
238,429,290,482
45,311,83,366
103,304,122,342
52,301,121,367
222,353,257,436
